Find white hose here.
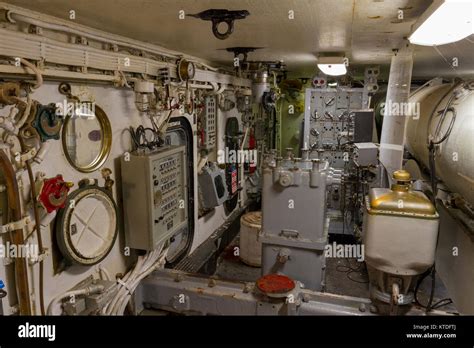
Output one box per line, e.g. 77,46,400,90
12,141,51,182
105,245,167,315
14,94,32,130
113,250,161,313
6,105,18,122
105,255,146,314
118,71,131,88
209,82,226,95
18,58,43,89
112,253,158,314
32,141,51,165
215,84,226,95
116,253,167,315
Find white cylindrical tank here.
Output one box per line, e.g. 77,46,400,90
239,211,262,267
406,81,474,205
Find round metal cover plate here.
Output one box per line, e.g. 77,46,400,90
256,274,295,294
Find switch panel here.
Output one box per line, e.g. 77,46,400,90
200,96,217,150
121,146,187,250
303,88,367,168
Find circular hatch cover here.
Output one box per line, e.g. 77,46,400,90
56,184,118,266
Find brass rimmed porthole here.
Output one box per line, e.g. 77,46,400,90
55,182,118,266
61,104,112,173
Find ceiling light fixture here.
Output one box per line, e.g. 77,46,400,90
409,0,474,46
317,56,347,76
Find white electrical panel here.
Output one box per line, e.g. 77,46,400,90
121,146,187,250
201,96,216,149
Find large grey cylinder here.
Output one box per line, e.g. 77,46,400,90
405,82,474,206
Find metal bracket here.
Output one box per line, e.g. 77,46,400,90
28,248,49,265
13,148,37,167
223,47,262,63
158,67,171,85
188,9,250,40
0,216,30,234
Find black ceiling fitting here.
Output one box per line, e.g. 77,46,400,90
222,47,263,62
188,9,250,40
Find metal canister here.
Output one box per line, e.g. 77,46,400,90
239,211,262,267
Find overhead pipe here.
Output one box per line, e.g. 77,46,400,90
6,12,178,60
209,82,226,95
25,160,46,315
4,7,218,71
379,44,414,181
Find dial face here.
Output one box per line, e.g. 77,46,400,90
179,60,195,81
187,62,195,79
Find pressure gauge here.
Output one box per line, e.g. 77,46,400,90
178,59,196,81
55,181,118,266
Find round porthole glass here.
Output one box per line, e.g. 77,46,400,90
62,104,112,173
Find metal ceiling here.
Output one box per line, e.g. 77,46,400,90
4,0,474,79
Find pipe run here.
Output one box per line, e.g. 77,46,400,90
3,7,218,72
379,45,414,181
0,150,31,315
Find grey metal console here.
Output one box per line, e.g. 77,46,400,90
260,150,341,290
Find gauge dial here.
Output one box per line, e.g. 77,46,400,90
178,59,196,81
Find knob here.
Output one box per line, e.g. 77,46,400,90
279,173,292,187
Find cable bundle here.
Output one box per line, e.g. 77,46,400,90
103,245,168,315
128,125,163,150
